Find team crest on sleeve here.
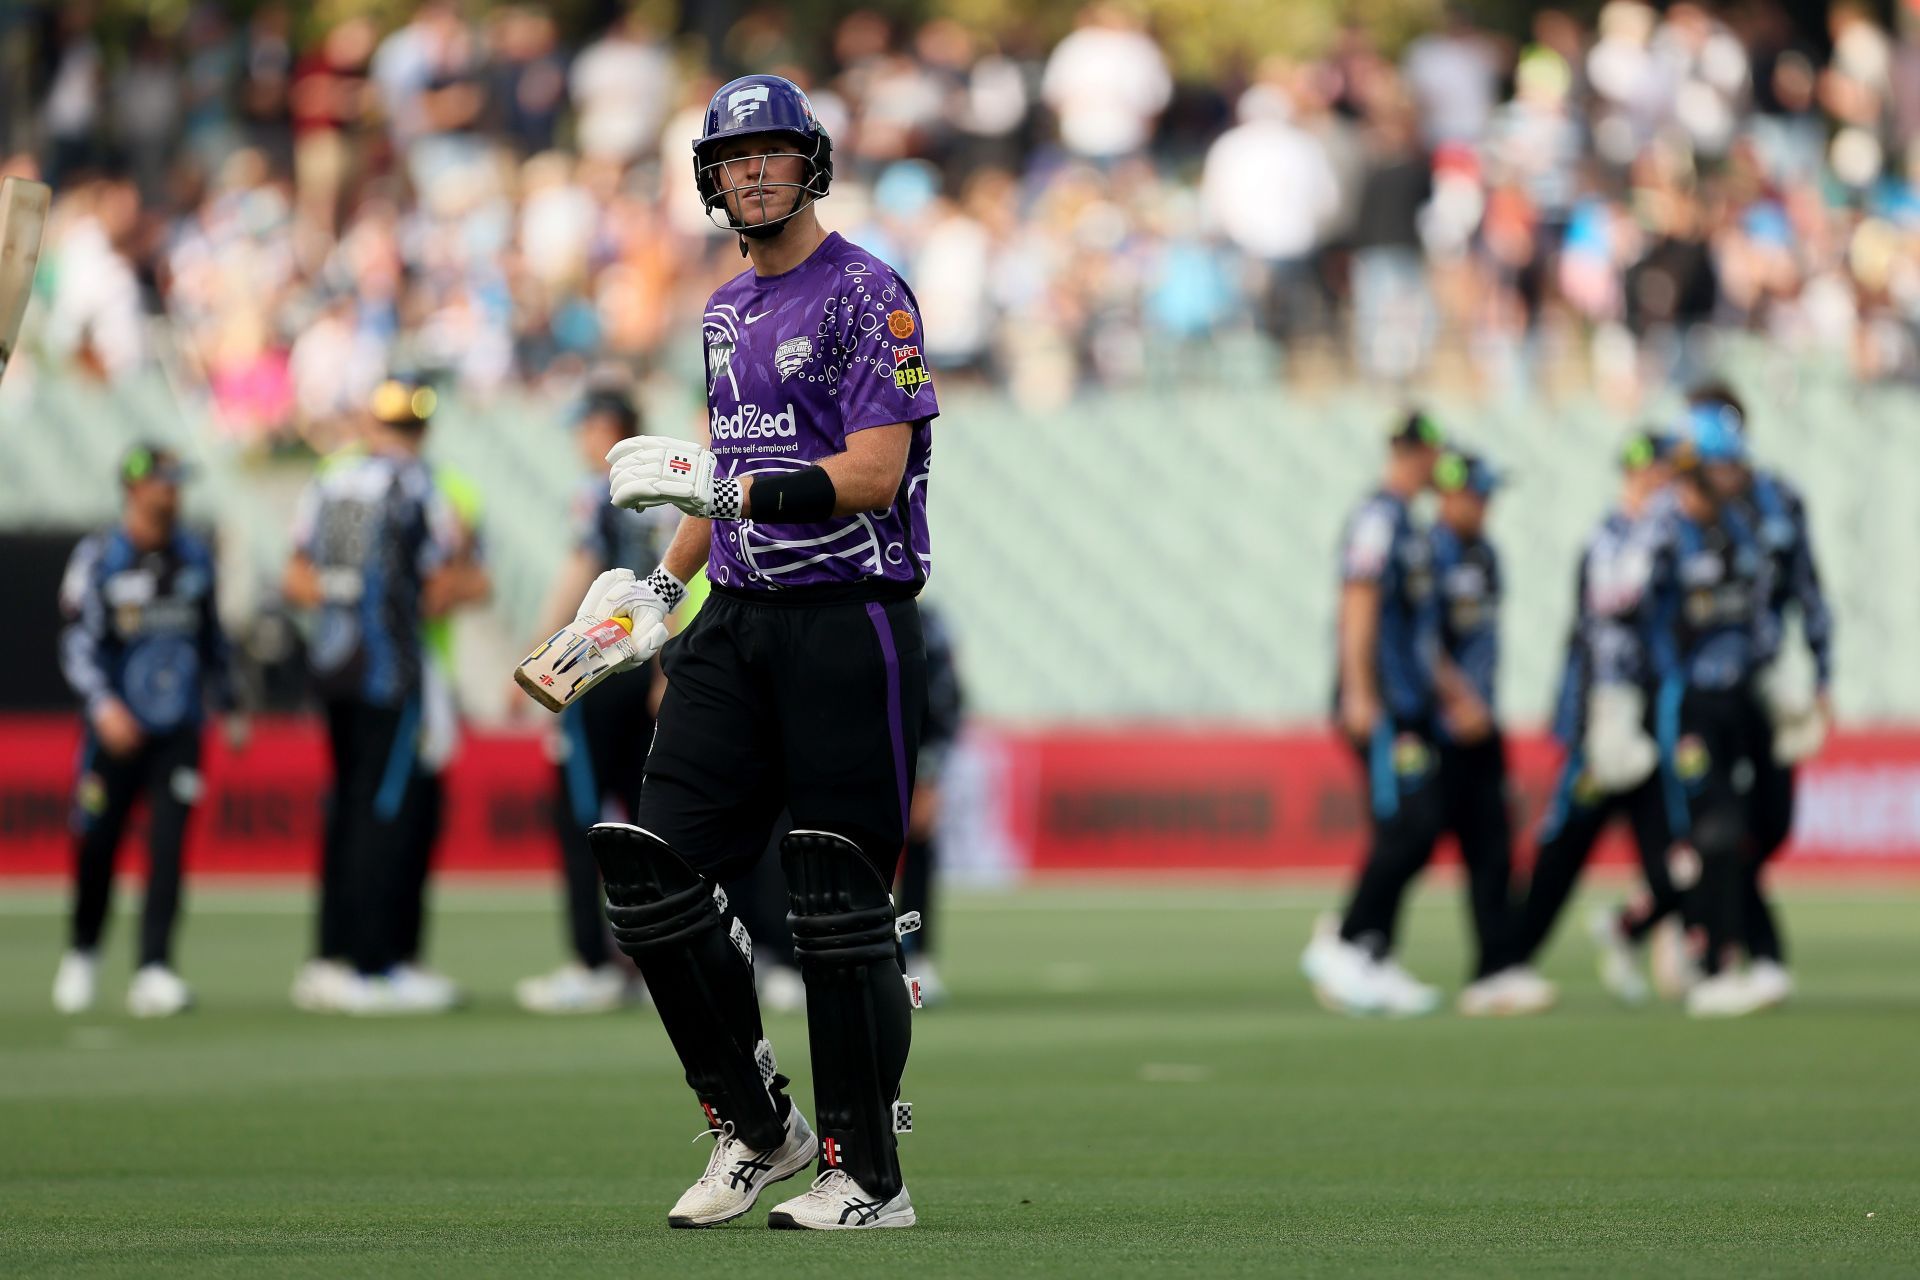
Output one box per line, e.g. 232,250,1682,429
774,336,813,381
890,345,930,398
887,309,915,339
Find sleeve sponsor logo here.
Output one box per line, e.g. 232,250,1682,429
890,344,930,398
887,309,915,339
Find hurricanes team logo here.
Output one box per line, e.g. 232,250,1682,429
890,345,930,398
775,336,812,380
727,86,770,124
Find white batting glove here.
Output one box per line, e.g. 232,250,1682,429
607,436,743,520
575,567,682,672
1583,683,1658,793
1758,659,1827,764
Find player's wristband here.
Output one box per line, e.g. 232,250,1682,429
646,566,687,612
746,465,836,522
709,476,743,521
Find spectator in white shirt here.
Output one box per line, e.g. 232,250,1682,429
1041,6,1172,161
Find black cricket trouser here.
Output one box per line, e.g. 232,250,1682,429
725,815,799,969
1440,734,1516,980
1513,753,1679,963
1664,684,1770,973
1745,754,1795,964
897,834,936,958
551,661,654,968
317,701,353,960
69,725,203,968
636,591,926,885
318,695,422,976
1340,716,1445,960
397,767,443,965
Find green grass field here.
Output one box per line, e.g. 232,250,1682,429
3,879,1917,1277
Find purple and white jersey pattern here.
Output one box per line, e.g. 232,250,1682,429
701,232,938,593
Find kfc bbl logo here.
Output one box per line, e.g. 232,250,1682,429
890,345,929,398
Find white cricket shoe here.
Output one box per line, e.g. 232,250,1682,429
391,964,462,1011
330,972,398,1015
1587,906,1650,1006
1649,918,1701,1001
755,962,808,1016
1300,913,1383,1016
53,950,99,1015
668,1107,816,1228
1457,966,1559,1017
126,964,193,1018
291,959,355,1012
333,970,453,1016
1370,957,1443,1018
1746,959,1794,1009
1686,970,1771,1018
766,1168,916,1231
516,963,628,1014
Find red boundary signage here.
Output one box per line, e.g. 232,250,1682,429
3,717,1918,876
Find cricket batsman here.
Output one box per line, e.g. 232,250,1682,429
551,75,936,1229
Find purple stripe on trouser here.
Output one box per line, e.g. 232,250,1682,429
865,601,910,838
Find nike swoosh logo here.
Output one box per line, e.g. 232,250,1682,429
743,310,773,324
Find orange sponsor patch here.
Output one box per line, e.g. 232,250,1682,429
887,309,915,339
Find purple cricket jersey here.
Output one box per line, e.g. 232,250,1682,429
701,231,938,595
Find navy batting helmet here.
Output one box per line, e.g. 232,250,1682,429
693,75,834,240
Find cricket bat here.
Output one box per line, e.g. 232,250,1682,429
0,177,52,387
513,613,634,714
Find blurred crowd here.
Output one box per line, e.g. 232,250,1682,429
5,1,1920,445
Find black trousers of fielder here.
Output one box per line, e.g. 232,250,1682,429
316,695,422,977
1512,753,1682,964
396,763,447,967
594,591,925,1197
1438,733,1520,980
1340,715,1445,961
550,661,654,968
69,724,203,968
1556,713,1790,967
1744,753,1795,965
1667,684,1772,973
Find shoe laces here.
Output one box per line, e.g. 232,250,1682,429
691,1121,739,1183
805,1168,854,1197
